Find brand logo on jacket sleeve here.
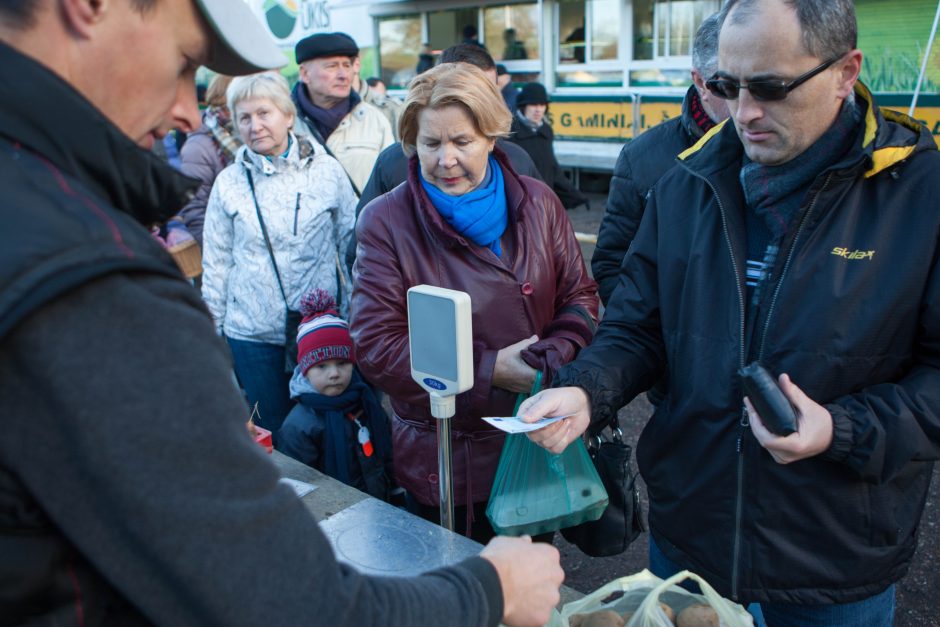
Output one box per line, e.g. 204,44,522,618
832,247,876,260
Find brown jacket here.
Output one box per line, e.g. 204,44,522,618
350,148,598,510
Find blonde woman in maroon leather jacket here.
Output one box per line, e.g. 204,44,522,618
350,63,599,541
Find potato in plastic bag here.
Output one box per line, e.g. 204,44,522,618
549,570,752,627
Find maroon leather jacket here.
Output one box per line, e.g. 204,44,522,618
350,148,599,514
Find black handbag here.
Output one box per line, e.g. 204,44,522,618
561,420,646,557
246,169,302,373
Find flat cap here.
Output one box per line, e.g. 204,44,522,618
295,32,359,64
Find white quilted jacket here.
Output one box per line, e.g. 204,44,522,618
201,135,356,345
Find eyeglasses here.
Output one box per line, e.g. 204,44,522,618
705,55,843,101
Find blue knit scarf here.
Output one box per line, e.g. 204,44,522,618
419,155,508,257
296,370,390,487
292,82,359,142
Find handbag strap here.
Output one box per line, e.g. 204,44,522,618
301,119,362,197
245,168,290,309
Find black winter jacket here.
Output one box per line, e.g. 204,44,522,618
592,86,707,305
507,113,588,210
0,41,503,626
557,85,940,605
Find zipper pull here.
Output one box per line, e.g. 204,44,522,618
293,193,300,235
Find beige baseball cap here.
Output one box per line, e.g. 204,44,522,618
195,0,286,74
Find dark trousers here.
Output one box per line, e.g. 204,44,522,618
226,336,293,434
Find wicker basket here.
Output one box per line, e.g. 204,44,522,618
168,238,202,278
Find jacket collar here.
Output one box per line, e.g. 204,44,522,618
679,84,711,141
406,144,528,248
0,41,197,226
511,112,548,140
237,132,317,175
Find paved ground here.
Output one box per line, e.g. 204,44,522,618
553,193,940,625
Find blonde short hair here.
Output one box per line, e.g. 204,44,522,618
399,63,511,157
205,74,234,108
227,72,296,120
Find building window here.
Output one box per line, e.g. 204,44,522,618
558,0,587,64
634,0,719,60
556,0,623,86
378,14,422,89
428,7,480,52
483,3,540,61
590,0,620,61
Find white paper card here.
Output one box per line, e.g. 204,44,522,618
279,477,317,498
482,414,570,434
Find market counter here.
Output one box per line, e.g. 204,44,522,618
271,451,584,605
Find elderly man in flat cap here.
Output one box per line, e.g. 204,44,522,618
292,32,394,194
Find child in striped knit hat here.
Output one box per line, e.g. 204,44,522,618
277,289,396,502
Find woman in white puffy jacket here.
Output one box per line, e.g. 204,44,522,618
202,73,357,433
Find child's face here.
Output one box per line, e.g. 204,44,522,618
305,359,354,397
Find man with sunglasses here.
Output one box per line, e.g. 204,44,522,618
521,0,940,624
592,12,729,307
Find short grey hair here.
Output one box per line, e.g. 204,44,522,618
720,0,857,61
692,12,722,77
227,72,296,120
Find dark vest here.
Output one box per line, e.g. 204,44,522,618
0,41,197,625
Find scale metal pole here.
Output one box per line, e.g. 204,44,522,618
436,416,455,531
430,395,457,531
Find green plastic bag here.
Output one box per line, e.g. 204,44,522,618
486,373,609,536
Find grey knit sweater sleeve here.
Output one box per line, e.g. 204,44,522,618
0,271,502,627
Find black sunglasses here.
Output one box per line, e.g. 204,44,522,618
705,55,844,101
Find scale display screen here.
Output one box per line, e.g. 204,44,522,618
408,291,459,383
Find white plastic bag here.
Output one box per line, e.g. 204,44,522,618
553,569,753,627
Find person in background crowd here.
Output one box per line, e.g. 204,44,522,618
202,72,357,434
178,73,240,247
416,42,435,75
462,24,485,49
161,129,185,169
0,0,567,624
348,43,541,270
350,63,599,542
291,31,394,194
278,289,398,503
592,12,729,306
496,64,518,111
351,53,403,141
521,1,940,625
502,28,527,60
507,82,589,211
366,77,388,95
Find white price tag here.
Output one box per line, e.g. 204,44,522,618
481,414,571,434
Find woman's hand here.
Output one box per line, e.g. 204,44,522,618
493,335,540,393
518,387,592,453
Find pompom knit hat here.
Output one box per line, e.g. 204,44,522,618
296,289,355,375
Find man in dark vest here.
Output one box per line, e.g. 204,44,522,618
0,1,563,625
